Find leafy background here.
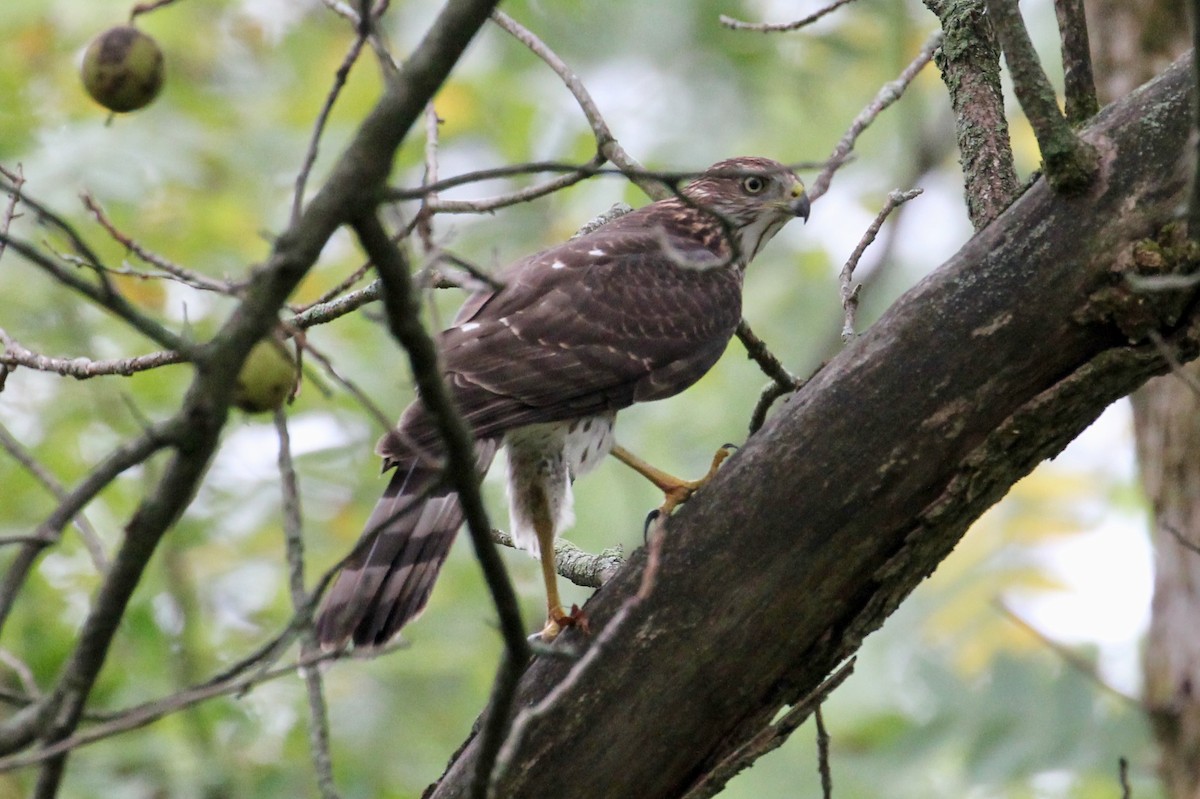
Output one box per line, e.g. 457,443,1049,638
0,0,1157,796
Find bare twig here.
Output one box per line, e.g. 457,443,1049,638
0,643,350,773
293,335,395,433
491,530,623,588
839,188,924,341
426,155,609,214
81,193,237,294
319,0,400,76
1162,522,1200,557
1147,330,1200,397
352,213,528,799
0,422,107,574
987,0,1098,191
353,214,527,654
720,0,859,32
0,650,41,699
995,599,1140,707
0,419,177,643
1191,0,1200,241
810,29,942,202
0,329,186,379
0,232,188,355
130,0,182,19
738,320,807,434
679,658,855,799
490,11,650,193
0,164,25,264
1053,0,1099,125
293,31,370,224
815,705,833,799
274,412,339,799
1119,757,1131,799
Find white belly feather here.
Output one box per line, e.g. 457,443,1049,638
503,412,616,556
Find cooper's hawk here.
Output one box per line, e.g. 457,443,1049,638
316,156,809,647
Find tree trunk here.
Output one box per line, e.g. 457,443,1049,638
426,56,1200,799
1088,0,1198,795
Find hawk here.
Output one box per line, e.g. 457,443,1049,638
316,156,810,647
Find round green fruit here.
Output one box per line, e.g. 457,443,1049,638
233,339,300,413
80,26,165,113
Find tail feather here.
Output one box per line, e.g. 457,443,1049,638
316,439,499,648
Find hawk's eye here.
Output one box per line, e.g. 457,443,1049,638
741,175,767,195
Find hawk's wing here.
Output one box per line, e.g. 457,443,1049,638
380,208,743,462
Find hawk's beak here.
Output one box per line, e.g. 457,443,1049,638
788,182,811,223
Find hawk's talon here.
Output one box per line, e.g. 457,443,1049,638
612,442,737,519
643,509,661,543
540,604,588,641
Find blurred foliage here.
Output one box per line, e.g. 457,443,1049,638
0,0,1156,797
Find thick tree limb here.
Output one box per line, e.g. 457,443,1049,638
425,55,1199,799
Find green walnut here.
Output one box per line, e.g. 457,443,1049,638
80,26,164,113
233,339,300,413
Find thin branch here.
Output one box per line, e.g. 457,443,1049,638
720,0,859,32
0,643,350,773
815,706,833,799
129,0,183,19
426,155,608,214
994,599,1141,707
923,0,1020,229
0,419,177,643
1147,330,1200,397
0,422,107,574
81,193,237,294
319,0,400,77
809,29,942,202
0,231,189,354
1053,0,1099,125
0,329,186,379
1119,757,1131,799
840,188,924,341
679,658,856,799
274,412,339,799
1191,0,1200,241
352,213,529,799
491,529,623,588
0,164,25,264
292,30,370,224
738,320,808,434
490,11,650,194
987,0,1098,191
352,213,528,657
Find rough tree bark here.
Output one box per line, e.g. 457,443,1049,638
426,56,1199,798
1089,0,1200,795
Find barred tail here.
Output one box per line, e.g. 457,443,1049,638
316,439,499,648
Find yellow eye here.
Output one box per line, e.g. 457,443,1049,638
741,175,767,194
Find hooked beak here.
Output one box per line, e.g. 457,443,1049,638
788,182,811,223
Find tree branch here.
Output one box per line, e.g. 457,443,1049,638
423,54,1199,799
1053,0,1099,125
923,0,1020,229
987,0,1099,191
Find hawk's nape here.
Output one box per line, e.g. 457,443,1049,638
316,157,809,648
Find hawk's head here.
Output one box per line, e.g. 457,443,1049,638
681,157,810,265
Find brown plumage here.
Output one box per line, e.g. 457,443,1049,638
316,157,810,647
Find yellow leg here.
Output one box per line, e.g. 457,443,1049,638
611,444,733,516
529,484,581,641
